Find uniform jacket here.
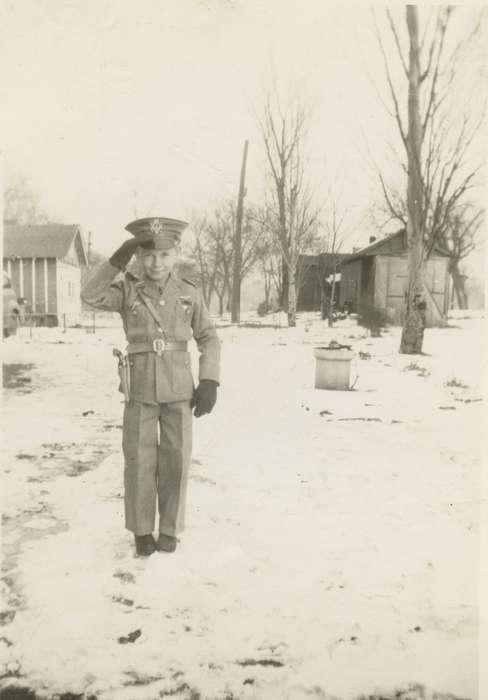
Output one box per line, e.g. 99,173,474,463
81,261,220,404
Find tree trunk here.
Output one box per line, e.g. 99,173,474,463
400,6,426,355
281,258,289,311
327,272,338,327
231,140,249,323
450,259,468,309
224,277,232,313
263,267,271,308
217,293,224,316
320,283,327,320
287,192,298,327
288,267,297,327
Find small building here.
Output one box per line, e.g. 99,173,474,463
297,253,355,311
3,223,88,326
339,230,451,327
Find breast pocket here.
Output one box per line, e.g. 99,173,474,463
171,351,194,396
126,302,153,341
174,297,193,340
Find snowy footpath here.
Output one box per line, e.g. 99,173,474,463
0,313,484,700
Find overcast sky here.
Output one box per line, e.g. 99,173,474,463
1,1,485,260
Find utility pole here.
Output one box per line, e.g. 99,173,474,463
133,189,138,219
231,140,249,323
87,231,92,266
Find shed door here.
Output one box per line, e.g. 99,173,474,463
385,256,407,324
424,257,448,326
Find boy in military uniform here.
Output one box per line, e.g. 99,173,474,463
81,218,220,556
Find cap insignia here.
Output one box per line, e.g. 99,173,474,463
149,219,164,235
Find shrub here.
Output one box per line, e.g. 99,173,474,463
356,303,390,337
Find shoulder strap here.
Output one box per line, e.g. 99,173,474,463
181,276,197,288
135,289,165,336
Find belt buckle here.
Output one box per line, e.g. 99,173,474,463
152,338,165,356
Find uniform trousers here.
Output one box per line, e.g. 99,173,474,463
122,399,192,536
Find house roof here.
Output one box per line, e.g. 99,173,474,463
343,229,451,264
3,223,88,264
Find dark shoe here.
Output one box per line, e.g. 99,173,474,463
156,533,177,553
134,534,156,556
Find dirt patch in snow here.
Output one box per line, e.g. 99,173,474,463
0,682,473,700
0,689,98,700
2,364,35,393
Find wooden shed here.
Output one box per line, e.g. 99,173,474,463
3,223,88,326
339,230,451,327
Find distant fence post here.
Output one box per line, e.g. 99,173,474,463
92,312,96,334
63,314,66,334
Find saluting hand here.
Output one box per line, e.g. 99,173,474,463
109,233,154,270
191,380,218,418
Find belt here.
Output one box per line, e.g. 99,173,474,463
127,340,188,356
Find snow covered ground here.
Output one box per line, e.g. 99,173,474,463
0,312,485,700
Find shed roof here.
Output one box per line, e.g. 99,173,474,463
3,223,88,264
343,229,450,264
298,252,356,270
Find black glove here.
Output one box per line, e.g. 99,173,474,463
191,379,218,418
109,234,153,270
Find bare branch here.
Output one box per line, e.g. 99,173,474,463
387,8,409,77
374,16,409,149
379,173,407,226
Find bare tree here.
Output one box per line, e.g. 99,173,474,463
189,201,264,315
375,6,485,353
189,216,220,308
440,203,484,309
321,201,349,326
260,87,318,327
4,172,48,225
252,205,283,311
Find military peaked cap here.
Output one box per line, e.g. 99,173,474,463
125,217,189,250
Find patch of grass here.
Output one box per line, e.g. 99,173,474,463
122,671,166,687
355,682,470,700
237,658,284,668
113,570,136,584
66,461,93,478
112,596,134,607
117,628,141,644
0,688,36,700
0,690,97,700
403,362,431,378
444,377,468,389
159,683,201,699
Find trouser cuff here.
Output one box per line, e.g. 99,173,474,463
125,523,155,536
159,525,182,537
